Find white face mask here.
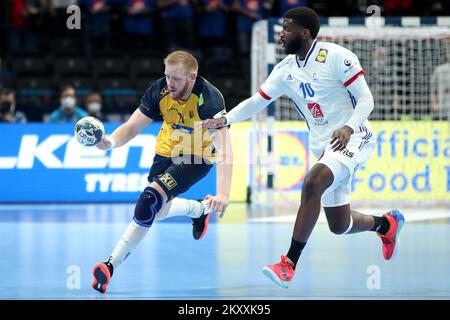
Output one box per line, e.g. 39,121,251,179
61,96,76,109
87,102,101,113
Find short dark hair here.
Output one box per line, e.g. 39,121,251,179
284,7,320,39
59,84,75,97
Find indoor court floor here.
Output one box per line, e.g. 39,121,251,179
0,203,449,300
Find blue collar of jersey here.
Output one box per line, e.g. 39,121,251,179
296,40,317,68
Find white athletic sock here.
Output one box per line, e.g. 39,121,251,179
156,198,204,221
109,221,149,269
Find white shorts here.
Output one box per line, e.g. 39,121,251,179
316,130,375,207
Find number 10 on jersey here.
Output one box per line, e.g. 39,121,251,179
299,82,315,99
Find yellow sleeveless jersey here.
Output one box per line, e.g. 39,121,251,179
139,76,226,162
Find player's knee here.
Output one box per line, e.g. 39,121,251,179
328,216,353,235
302,176,315,195
134,186,163,227
328,222,348,235
302,175,323,197
303,166,333,197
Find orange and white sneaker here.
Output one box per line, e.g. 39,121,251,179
92,261,113,293
262,255,296,289
378,209,405,260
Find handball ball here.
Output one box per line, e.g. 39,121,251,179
74,116,105,146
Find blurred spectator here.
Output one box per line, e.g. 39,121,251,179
232,0,264,58
47,0,77,37
0,89,27,123
123,0,156,50
307,0,361,16
157,0,196,53
430,61,450,120
197,0,232,61
232,0,263,79
79,0,112,54
85,91,104,121
384,0,413,16
49,1,77,19
0,58,12,90
272,0,309,16
26,1,49,35
411,0,450,16
4,0,49,54
49,0,77,11
48,84,88,123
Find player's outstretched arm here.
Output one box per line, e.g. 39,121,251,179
97,108,153,150
208,126,233,217
201,92,272,129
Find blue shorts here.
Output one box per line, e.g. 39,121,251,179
148,154,213,200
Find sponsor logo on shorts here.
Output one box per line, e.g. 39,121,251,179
339,148,354,158
159,173,178,190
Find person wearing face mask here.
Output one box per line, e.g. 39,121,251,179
85,91,104,121
0,89,27,123
48,85,88,123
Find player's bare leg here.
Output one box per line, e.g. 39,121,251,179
262,163,333,288
263,160,405,288
324,205,405,260
292,163,334,243
324,205,378,234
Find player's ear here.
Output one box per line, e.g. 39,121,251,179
189,72,197,82
304,28,312,39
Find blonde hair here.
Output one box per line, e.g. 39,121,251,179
164,51,198,75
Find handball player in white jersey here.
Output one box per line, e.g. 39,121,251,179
202,7,405,289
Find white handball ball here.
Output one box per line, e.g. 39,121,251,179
74,116,105,146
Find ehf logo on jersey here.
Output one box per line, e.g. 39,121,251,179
315,49,328,63
307,102,324,118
